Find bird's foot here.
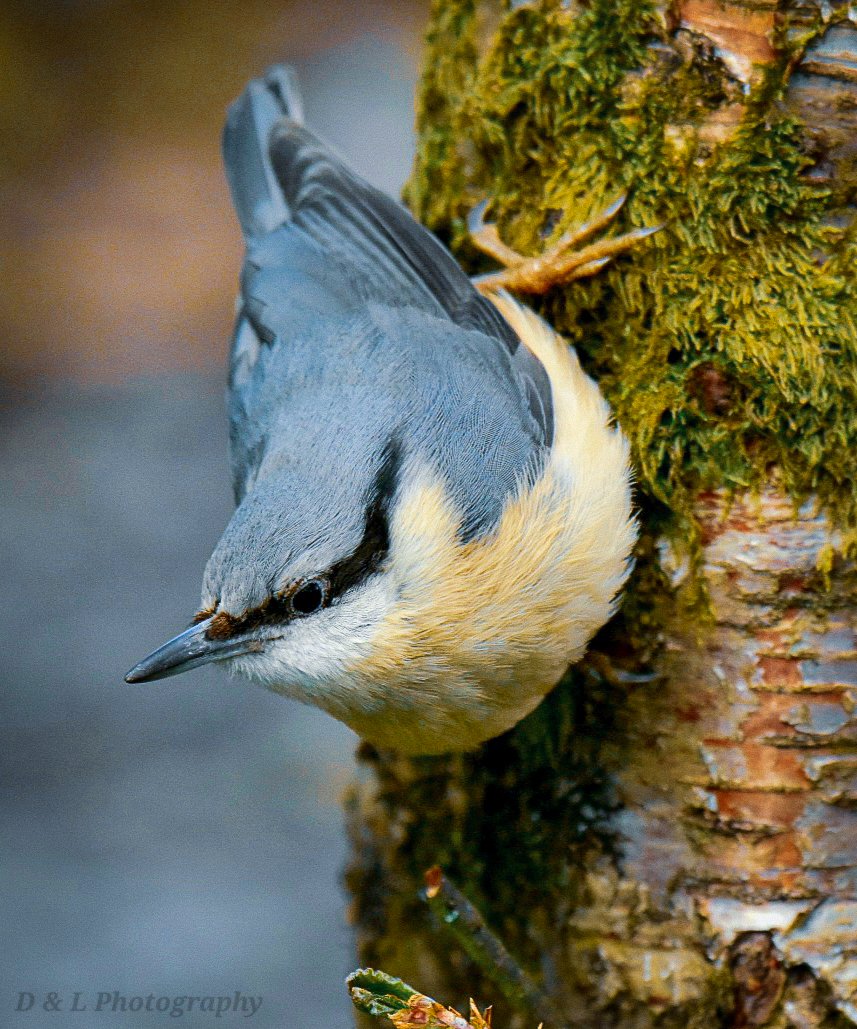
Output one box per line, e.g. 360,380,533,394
468,195,661,295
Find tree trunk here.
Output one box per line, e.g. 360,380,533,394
345,3,857,1027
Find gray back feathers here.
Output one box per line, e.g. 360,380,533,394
213,66,554,611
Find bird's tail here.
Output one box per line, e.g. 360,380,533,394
222,65,304,238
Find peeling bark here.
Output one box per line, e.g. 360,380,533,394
345,3,857,1027
603,489,857,1025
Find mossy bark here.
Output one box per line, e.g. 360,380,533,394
346,3,857,1027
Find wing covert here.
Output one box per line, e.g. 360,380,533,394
222,67,554,502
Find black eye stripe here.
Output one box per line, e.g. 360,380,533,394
327,438,400,601
205,440,400,641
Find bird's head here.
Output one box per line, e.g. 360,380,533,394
125,444,401,700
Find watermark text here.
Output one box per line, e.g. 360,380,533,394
14,991,262,1018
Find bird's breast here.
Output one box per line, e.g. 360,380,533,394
338,296,637,754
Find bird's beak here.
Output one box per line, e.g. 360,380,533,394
124,617,261,684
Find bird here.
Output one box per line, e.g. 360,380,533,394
125,66,644,755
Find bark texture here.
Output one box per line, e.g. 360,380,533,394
346,3,857,1027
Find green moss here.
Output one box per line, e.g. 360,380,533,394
402,0,482,232
406,0,857,580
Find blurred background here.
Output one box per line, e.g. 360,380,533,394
1,2,428,1026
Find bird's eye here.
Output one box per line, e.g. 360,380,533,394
290,578,328,616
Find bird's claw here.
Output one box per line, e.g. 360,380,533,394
468,193,661,295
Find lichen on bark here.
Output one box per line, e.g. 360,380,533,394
346,3,857,1028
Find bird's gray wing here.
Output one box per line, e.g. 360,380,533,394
222,66,553,501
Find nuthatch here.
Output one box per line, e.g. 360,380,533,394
126,66,645,755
